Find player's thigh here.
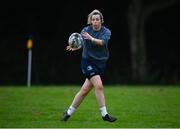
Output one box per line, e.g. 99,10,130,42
81,79,93,93
90,75,103,90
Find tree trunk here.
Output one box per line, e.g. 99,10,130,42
128,9,139,82
127,0,147,83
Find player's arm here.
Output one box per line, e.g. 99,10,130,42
82,32,103,46
91,37,103,46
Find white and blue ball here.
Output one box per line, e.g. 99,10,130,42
68,33,83,49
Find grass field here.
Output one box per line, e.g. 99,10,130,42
0,85,180,128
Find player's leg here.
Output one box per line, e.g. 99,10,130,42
61,78,93,121
90,75,105,107
90,75,117,122
70,78,93,108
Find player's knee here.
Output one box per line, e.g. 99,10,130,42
80,88,90,97
95,83,103,91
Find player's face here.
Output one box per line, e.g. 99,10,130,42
91,14,101,30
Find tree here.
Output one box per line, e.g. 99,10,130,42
127,0,180,83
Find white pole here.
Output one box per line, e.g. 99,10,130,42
27,38,33,87
27,49,32,87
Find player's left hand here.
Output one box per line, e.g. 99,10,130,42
82,32,94,41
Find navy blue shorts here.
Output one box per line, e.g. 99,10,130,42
81,59,106,80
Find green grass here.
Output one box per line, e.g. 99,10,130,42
0,85,180,128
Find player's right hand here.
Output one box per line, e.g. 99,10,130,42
66,45,80,51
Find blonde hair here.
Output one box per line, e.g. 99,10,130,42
87,9,104,24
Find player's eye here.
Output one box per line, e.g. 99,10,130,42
92,18,100,21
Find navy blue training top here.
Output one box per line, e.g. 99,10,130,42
80,25,111,62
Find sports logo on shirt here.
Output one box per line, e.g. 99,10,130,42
87,66,93,71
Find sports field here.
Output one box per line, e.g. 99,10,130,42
0,85,180,128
